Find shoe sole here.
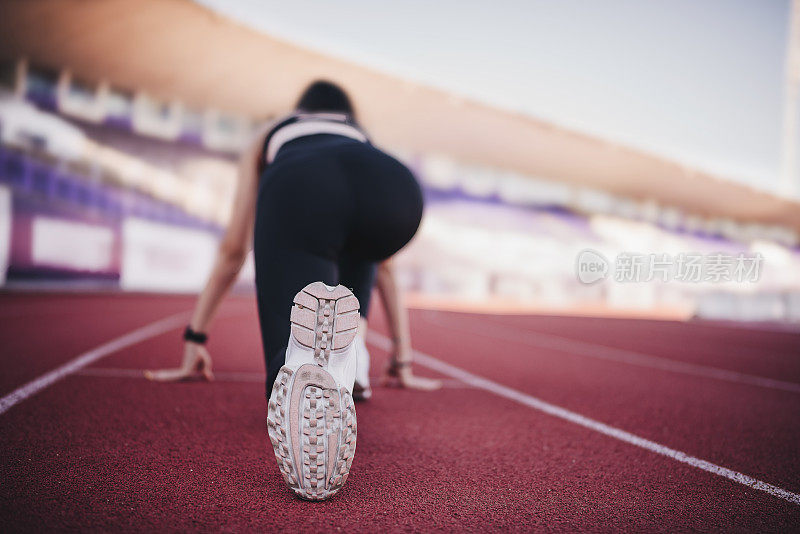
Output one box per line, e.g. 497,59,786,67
267,282,359,500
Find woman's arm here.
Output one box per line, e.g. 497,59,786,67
186,132,262,333
145,129,265,382
376,258,441,390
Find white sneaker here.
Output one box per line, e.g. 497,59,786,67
266,281,360,500
352,334,372,401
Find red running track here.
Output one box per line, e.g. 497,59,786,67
0,291,799,532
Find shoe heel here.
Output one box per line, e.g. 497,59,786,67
289,282,360,366
268,365,357,500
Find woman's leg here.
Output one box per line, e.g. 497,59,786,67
254,248,339,393
253,152,353,392
334,145,423,324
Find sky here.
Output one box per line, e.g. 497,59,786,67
197,0,791,193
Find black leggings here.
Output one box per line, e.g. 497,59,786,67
253,135,424,392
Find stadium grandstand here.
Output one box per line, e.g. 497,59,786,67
1,0,799,320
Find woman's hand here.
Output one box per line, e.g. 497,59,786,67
144,342,214,382
380,347,442,391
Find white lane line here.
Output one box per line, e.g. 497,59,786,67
0,311,190,415
366,331,800,506
426,313,800,394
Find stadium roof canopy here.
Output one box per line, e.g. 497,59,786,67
1,0,799,233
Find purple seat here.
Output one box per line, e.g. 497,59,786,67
54,174,76,201
2,151,28,187
30,163,54,195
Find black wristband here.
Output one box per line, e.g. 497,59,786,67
183,326,208,345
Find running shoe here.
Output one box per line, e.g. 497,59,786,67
267,282,359,500
352,334,372,401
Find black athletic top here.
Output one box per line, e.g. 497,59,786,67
258,112,370,176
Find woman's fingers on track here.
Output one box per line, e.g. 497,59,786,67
379,369,442,391
144,345,214,382
399,374,442,391
143,367,213,382
144,368,191,381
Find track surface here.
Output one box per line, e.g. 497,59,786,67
1,292,799,532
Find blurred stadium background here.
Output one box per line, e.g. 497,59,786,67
1,0,800,323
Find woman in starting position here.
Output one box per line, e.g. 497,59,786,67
147,81,440,500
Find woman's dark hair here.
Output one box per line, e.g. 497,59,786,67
295,80,355,118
